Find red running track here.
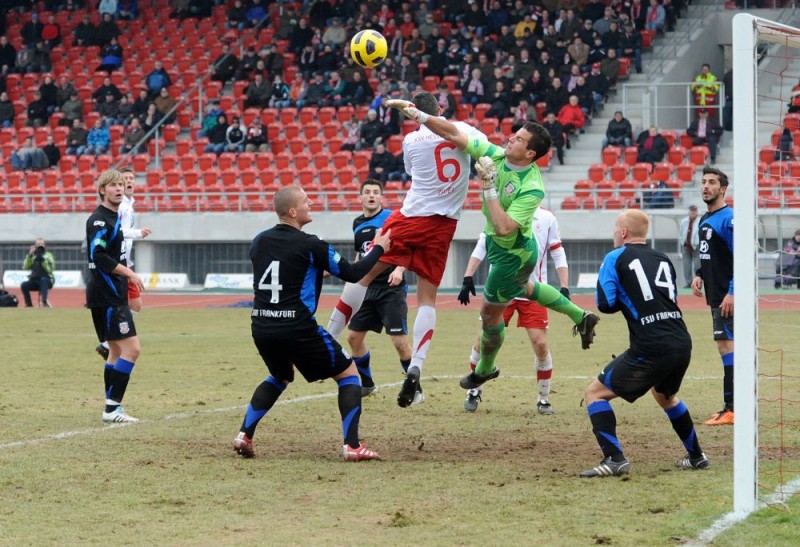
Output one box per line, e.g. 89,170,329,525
9,288,800,311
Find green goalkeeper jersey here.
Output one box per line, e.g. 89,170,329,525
464,137,545,251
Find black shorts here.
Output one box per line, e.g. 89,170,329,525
253,327,353,383
711,308,734,341
348,285,408,336
91,305,137,342
597,349,692,403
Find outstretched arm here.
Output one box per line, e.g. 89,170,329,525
385,99,468,150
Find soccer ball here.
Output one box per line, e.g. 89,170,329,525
349,30,388,68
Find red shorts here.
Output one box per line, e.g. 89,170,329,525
379,211,457,286
502,299,549,330
128,279,141,300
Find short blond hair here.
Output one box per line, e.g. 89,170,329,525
620,209,650,238
96,169,124,197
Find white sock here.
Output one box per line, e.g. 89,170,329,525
101,341,109,350
535,352,553,401
410,305,436,373
326,283,367,338
469,347,480,371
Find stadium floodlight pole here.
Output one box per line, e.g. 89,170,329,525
732,12,758,518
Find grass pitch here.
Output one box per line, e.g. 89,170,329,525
0,306,798,545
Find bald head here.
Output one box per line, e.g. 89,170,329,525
274,186,304,217
620,209,649,238
614,209,649,247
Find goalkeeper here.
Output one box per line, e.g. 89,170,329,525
385,100,600,390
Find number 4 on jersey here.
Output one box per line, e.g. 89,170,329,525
258,261,283,303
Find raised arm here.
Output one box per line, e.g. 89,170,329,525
384,99,468,150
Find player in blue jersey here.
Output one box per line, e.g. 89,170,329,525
691,167,735,426
346,179,414,400
233,186,391,462
581,209,708,477
85,170,146,424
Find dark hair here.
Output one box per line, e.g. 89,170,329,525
119,166,134,175
411,91,439,116
702,166,729,187
360,178,384,194
523,121,552,159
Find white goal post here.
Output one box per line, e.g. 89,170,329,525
732,13,800,517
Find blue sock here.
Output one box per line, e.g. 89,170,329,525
587,400,624,459
665,400,703,457
241,376,286,439
336,376,361,447
722,352,734,410
354,353,373,385
107,358,135,408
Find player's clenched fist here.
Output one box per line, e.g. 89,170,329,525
475,157,497,188
384,99,429,123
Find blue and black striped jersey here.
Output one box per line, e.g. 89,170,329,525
85,204,127,308
597,243,691,355
250,224,383,336
697,205,733,308
353,208,404,288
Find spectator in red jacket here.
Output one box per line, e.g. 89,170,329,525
557,95,586,145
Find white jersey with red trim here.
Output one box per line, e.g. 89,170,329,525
530,207,564,285
400,120,485,220
469,207,566,298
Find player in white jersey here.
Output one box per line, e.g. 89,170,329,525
96,166,151,360
327,91,486,408
458,208,570,413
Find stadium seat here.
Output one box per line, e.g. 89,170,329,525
288,138,305,155
588,163,607,183
299,107,319,125
652,162,673,181
238,152,255,170
78,155,95,172
602,146,622,166
661,130,678,149
604,197,627,209
595,180,616,200
668,146,687,165
688,146,709,166
631,163,653,183
318,107,336,124
308,138,325,155
675,163,696,184
608,164,630,182
59,155,76,173
582,198,599,210
280,107,298,126
133,154,150,173
294,152,311,170
474,104,491,121
623,146,639,166
261,108,279,125
618,181,638,200
333,151,352,170
336,106,355,123
574,180,593,198
313,152,333,170
96,155,113,172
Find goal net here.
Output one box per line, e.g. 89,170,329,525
732,13,800,517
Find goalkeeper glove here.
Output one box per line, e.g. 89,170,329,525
384,99,430,123
559,287,571,300
474,157,498,200
458,276,476,306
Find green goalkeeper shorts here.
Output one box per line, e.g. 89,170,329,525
482,237,537,304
